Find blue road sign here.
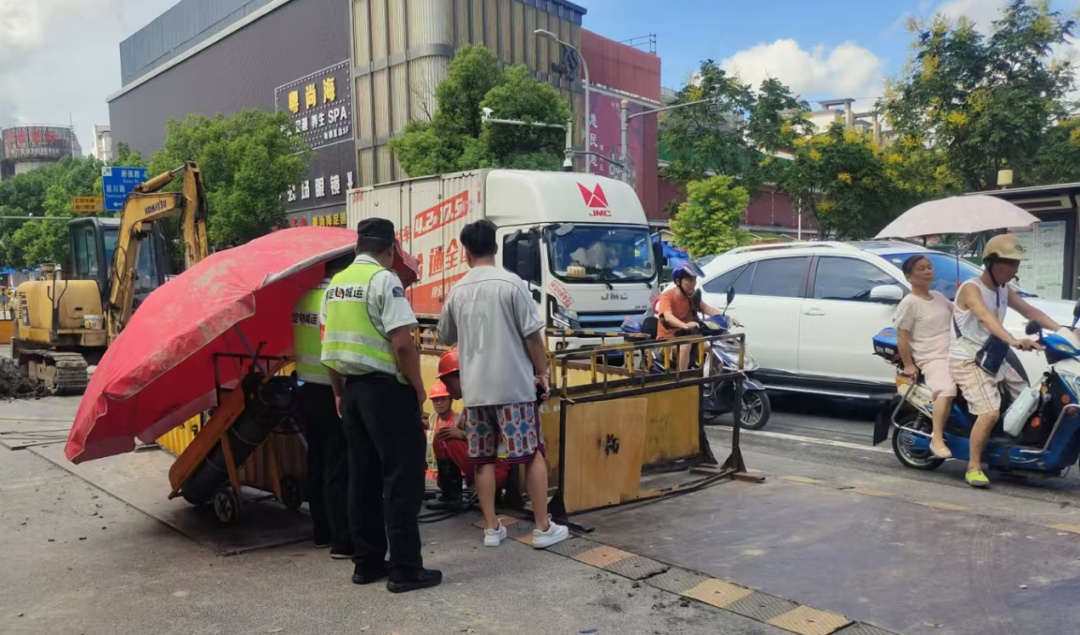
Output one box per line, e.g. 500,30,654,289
101,166,148,211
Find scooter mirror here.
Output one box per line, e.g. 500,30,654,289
1073,298,1080,327
726,287,736,307
1025,319,1041,336
692,288,702,304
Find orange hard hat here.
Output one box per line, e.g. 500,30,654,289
437,350,459,378
429,381,450,399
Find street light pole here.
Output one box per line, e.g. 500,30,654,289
535,29,589,170
619,96,718,183
480,107,574,170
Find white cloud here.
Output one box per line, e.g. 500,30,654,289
721,39,884,111
0,0,175,149
933,0,1009,32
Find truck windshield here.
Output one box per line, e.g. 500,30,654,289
546,225,656,283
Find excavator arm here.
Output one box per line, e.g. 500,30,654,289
106,161,209,342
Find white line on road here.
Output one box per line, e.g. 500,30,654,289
710,428,892,454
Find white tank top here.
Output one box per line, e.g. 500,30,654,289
949,278,1007,360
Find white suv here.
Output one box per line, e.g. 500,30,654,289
695,240,1076,400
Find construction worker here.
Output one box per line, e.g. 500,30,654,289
292,254,354,559
320,218,440,594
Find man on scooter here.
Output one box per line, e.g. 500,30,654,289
950,234,1056,488
656,266,724,371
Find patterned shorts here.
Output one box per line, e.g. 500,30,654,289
465,402,545,464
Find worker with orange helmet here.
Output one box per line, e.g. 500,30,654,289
426,350,509,509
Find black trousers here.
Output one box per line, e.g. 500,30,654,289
298,382,352,553
341,374,426,577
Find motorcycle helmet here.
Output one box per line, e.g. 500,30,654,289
982,234,1027,264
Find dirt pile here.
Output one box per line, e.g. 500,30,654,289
0,357,49,399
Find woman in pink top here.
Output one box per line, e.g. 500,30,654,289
894,255,956,459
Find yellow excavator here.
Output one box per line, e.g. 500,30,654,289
11,162,210,394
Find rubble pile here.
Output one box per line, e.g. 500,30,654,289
0,357,48,399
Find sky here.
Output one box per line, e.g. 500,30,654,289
1,0,1078,154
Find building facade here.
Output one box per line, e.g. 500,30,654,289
93,125,112,162
0,125,81,181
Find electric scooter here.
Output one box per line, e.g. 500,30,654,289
621,288,771,430
871,299,1080,478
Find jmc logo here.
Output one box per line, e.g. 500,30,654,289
578,182,612,217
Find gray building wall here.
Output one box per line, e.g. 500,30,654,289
109,0,352,221
120,0,277,87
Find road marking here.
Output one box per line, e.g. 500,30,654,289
848,487,894,498
1048,523,1080,534
917,501,971,512
781,476,827,485
719,428,892,454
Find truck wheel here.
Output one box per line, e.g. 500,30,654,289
892,413,944,471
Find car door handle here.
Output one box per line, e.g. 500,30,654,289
803,308,825,316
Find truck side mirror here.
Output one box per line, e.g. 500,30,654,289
517,235,541,285
653,241,666,269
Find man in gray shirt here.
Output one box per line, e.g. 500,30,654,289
438,220,568,550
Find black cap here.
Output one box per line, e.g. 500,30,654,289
356,218,396,243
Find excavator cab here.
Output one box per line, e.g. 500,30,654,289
68,217,168,313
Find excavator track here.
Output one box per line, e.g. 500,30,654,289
18,350,89,396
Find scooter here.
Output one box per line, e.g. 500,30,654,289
871,299,1080,478
621,288,772,430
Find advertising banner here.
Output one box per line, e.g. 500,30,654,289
2,126,76,161
587,92,646,190
275,60,355,219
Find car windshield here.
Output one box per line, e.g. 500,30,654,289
546,224,656,283
880,251,1035,300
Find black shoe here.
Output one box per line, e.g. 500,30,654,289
313,540,330,549
386,568,443,593
425,497,463,511
352,563,389,585
331,548,356,560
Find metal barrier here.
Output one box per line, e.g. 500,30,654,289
412,319,760,530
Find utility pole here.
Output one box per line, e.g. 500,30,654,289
480,108,573,170
536,29,589,167
619,96,718,183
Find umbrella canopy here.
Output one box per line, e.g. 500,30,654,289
65,227,360,464
875,195,1040,239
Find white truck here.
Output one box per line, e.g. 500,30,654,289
345,169,661,348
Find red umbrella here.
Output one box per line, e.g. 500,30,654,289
66,226,416,464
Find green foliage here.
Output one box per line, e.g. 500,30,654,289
783,124,908,240
670,175,751,258
659,61,757,188
881,0,1076,190
0,157,103,270
389,45,571,176
148,109,311,259
1029,117,1080,183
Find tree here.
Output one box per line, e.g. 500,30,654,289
658,61,758,187
783,124,908,240
1029,117,1080,183
881,0,1076,191
147,109,310,253
389,45,571,176
0,157,103,270
670,175,751,258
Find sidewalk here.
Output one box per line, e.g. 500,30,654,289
0,417,787,635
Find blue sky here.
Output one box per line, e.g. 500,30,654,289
583,0,1080,108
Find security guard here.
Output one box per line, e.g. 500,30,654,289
320,218,440,594
292,254,354,559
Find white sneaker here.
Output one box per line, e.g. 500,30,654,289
483,521,506,547
532,516,569,549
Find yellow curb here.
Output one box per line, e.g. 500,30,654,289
780,476,826,485
682,578,754,609
1048,523,1080,534
848,487,893,498
766,605,852,635
574,545,633,568
917,501,970,512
